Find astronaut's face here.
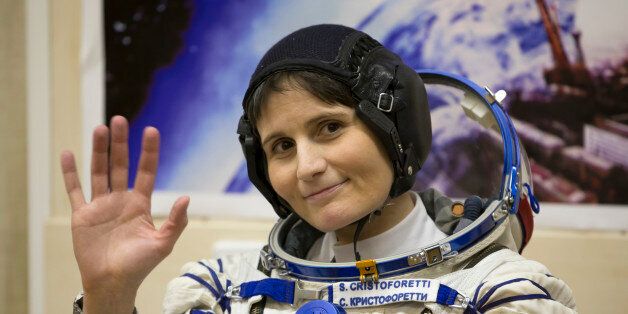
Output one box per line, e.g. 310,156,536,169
257,88,394,233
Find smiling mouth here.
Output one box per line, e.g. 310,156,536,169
305,179,349,202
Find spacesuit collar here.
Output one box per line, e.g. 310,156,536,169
262,194,513,282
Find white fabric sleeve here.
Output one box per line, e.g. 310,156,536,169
471,258,577,313
163,252,267,314
163,259,229,314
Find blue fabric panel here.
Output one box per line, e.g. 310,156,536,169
436,284,458,305
240,278,296,304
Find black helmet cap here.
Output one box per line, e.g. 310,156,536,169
237,24,431,218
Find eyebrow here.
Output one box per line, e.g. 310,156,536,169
260,110,350,148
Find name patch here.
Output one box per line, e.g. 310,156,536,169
331,279,440,308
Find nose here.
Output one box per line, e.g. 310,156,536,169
296,142,327,182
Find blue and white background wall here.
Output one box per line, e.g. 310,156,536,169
86,0,628,226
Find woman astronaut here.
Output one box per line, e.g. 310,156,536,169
63,24,577,313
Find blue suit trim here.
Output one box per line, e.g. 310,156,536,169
474,277,553,311
479,294,552,312
182,273,231,312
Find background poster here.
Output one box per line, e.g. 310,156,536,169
100,0,628,220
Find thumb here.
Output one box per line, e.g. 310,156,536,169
158,196,190,250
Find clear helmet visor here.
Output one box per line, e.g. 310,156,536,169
414,70,535,211
415,81,505,199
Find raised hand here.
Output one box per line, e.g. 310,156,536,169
61,116,189,313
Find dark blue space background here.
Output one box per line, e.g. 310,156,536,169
106,0,628,204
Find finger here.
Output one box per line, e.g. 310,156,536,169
60,150,86,209
90,125,110,199
158,196,190,253
133,127,160,197
109,116,129,191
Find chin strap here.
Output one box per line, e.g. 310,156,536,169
352,216,369,261
352,208,383,261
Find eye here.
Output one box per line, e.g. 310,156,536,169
271,139,294,155
321,121,342,135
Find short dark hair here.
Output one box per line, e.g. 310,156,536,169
245,71,356,129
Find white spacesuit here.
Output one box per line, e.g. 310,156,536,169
163,25,577,313
163,223,576,313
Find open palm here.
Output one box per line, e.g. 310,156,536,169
61,116,189,296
